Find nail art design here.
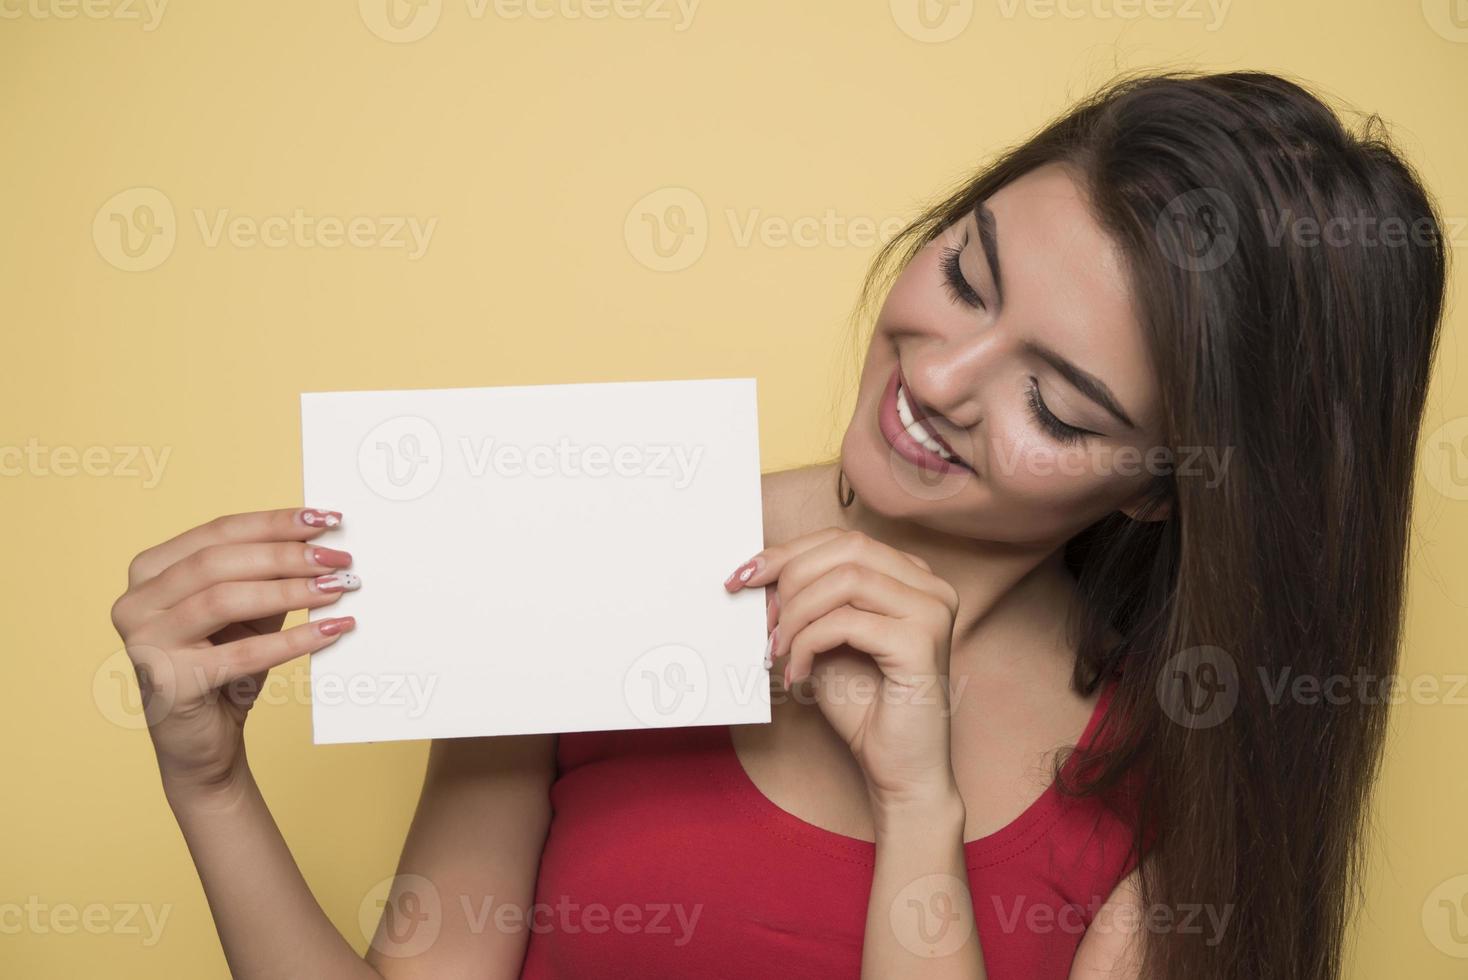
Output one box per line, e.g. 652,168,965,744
723,555,764,592
308,546,353,568
314,572,361,593
301,508,343,528
319,616,356,637
763,630,775,670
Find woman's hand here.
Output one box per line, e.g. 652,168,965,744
109,507,359,801
724,528,963,819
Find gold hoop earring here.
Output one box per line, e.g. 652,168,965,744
836,467,855,508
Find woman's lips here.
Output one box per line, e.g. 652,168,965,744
877,365,973,475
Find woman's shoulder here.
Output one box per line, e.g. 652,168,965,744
760,462,847,548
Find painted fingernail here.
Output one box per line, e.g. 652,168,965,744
783,662,793,689
301,508,343,528
766,593,780,632
763,630,775,670
319,616,356,637
313,572,361,593
307,546,353,568
723,555,764,592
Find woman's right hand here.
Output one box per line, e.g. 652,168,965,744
109,507,360,802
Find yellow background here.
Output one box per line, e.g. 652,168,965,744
3,1,1465,976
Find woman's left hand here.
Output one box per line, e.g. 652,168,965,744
724,528,963,817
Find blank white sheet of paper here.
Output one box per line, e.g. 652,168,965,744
300,377,768,744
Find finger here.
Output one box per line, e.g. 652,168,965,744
127,507,344,588
186,616,357,690
724,527,843,593
727,529,939,601
147,576,358,646
782,606,920,688
776,532,955,613
124,541,354,616
771,565,948,665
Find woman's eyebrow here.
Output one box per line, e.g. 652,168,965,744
971,201,1004,312
1022,340,1139,431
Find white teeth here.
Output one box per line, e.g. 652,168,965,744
895,383,955,460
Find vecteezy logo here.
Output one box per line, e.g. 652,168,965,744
1422,0,1468,42
623,643,709,726
889,874,972,957
889,0,974,43
1423,874,1468,957
359,0,442,43
358,416,443,501
624,187,708,272
1424,416,1468,502
92,645,176,730
359,873,442,958
1157,645,1239,729
93,187,177,272
1155,188,1239,273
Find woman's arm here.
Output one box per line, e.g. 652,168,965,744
363,734,556,976
166,734,555,979
113,508,555,977
1068,867,1145,979
864,793,986,979
865,810,1145,980
165,769,384,979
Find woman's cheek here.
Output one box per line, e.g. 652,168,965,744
988,426,1110,511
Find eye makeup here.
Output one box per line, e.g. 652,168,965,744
1025,377,1093,444
940,231,985,310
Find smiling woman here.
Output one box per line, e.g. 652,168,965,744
821,68,1448,979
106,67,1448,980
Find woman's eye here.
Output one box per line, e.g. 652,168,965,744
940,234,985,310
1025,379,1092,445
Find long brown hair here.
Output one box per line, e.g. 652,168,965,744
850,70,1448,979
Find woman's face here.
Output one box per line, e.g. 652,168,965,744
841,162,1168,547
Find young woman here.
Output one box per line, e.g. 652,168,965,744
109,70,1448,979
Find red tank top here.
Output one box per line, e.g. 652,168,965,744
519,679,1137,979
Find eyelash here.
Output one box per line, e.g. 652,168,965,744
940,234,984,309
1025,378,1091,445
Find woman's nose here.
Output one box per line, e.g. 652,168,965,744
904,333,1004,429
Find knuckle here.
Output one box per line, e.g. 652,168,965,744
206,512,244,540
218,640,257,675
198,584,234,619
277,541,305,567
938,581,960,612
109,594,134,633
190,544,230,581
126,551,154,586
925,595,954,626
237,544,273,579
787,628,810,661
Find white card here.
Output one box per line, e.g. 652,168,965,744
300,378,768,744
